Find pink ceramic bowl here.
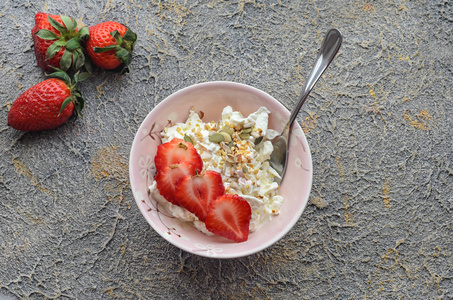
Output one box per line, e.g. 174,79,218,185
129,81,312,259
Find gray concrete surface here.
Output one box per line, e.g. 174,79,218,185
1,0,452,299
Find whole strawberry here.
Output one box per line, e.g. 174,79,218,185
7,71,88,131
85,21,137,72
32,12,89,72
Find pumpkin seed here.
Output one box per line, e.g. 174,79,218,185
219,131,232,143
242,165,248,173
209,133,225,143
241,127,253,134
239,133,251,140
184,134,194,144
220,125,234,136
254,136,263,145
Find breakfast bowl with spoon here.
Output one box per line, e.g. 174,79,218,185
129,29,342,258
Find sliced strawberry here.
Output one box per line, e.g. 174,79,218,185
154,138,203,172
175,170,225,222
154,161,196,205
205,194,252,242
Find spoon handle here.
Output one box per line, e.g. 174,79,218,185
287,28,343,128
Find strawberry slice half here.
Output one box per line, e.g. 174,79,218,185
205,194,252,243
175,170,225,222
154,138,203,172
154,161,196,205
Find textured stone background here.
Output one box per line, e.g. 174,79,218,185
1,0,452,299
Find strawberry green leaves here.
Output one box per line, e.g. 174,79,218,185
48,68,90,118
59,15,77,35
34,15,90,72
93,27,137,73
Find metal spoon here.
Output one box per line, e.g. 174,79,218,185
270,28,343,181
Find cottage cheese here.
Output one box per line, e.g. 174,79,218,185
149,106,283,233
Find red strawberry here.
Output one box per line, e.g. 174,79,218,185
7,71,87,131
154,138,203,172
85,21,137,72
32,13,89,72
205,194,252,243
154,161,196,205
175,170,225,222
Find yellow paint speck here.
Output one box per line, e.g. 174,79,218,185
383,179,391,209
301,114,319,133
403,109,433,130
344,195,353,225
13,158,51,195
90,146,130,207
336,157,344,180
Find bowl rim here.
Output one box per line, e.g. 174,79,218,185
129,81,313,259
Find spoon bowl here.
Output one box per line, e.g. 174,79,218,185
270,28,343,181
